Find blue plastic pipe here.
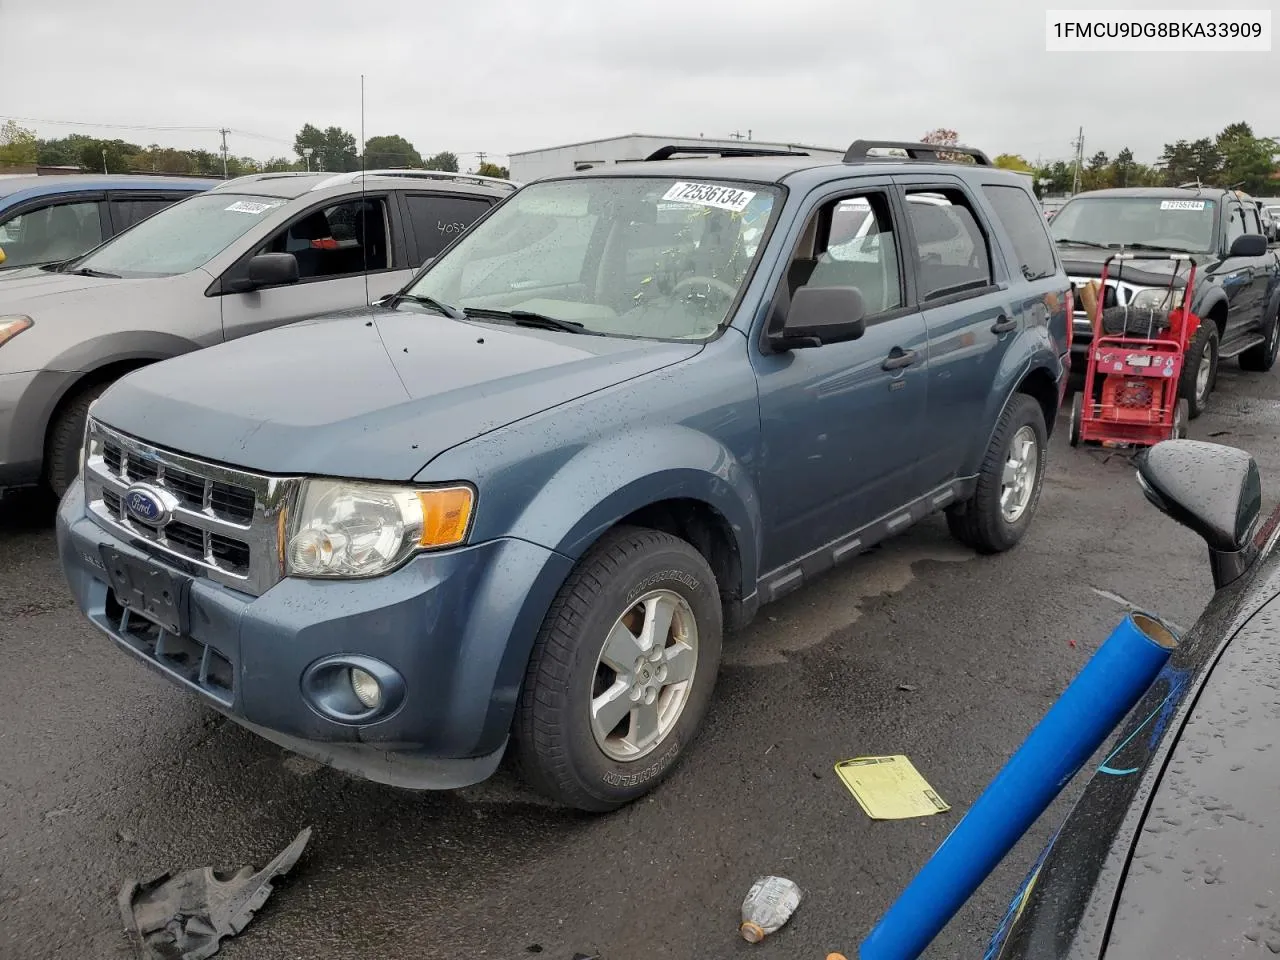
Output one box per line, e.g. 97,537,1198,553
859,611,1179,960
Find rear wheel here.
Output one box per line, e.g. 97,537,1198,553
946,394,1048,554
45,382,110,498
1069,392,1084,447
512,526,723,812
1240,306,1280,372
1179,324,1218,419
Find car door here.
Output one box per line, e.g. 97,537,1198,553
0,193,108,270
893,175,1019,489
400,191,495,268
1238,202,1272,332
1218,200,1265,342
216,192,412,341
752,179,930,573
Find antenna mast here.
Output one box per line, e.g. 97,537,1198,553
360,74,369,306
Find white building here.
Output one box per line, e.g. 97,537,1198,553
508,134,845,183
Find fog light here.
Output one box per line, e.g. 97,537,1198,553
350,667,382,710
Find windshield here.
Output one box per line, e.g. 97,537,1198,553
73,192,285,278
1051,197,1218,253
404,176,781,340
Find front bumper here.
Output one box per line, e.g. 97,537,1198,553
56,481,574,789
0,370,51,488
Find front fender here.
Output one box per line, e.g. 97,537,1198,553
44,330,203,375
504,425,762,598
1193,285,1229,328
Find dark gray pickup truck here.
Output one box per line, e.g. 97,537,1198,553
1054,186,1280,417
56,140,1072,811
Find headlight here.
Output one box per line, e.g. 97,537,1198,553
285,479,474,579
0,315,33,348
1129,288,1177,312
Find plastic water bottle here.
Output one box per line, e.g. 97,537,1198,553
739,875,803,943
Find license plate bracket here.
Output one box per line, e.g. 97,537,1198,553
100,546,190,634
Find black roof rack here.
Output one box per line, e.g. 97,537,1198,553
644,145,810,161
843,139,992,166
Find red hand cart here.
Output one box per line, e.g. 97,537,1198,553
1069,253,1200,449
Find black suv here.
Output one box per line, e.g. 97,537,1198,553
1052,187,1280,417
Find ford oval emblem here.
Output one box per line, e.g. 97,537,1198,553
123,484,176,527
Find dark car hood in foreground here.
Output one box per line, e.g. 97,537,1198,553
92,308,701,480
991,507,1280,959
1103,590,1280,958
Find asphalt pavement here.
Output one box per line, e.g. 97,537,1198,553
3,363,1279,960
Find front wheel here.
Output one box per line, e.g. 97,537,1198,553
45,381,111,498
512,526,723,812
946,393,1049,554
1179,324,1218,419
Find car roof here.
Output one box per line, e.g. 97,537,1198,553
564,154,1033,191
208,169,518,201
1068,186,1233,201
0,174,218,204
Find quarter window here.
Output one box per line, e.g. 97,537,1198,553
982,185,1058,280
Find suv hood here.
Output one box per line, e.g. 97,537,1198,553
92,308,702,480
0,267,169,308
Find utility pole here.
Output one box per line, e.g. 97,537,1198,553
476,150,486,170
219,127,230,179
1070,127,1084,196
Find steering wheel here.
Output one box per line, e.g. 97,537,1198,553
673,275,738,298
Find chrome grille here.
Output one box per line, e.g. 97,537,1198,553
1068,275,1146,334
83,419,301,597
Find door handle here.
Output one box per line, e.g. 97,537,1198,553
882,348,917,371
991,315,1018,334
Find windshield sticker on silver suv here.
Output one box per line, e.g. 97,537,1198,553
1160,200,1206,211
662,182,757,213
225,200,283,215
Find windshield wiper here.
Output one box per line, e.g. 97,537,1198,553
1055,238,1112,249
67,267,121,278
465,307,586,334
1121,242,1201,255
395,293,466,320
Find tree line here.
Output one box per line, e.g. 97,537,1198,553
922,123,1278,196
0,120,509,180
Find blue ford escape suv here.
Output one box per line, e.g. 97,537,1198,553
57,140,1072,811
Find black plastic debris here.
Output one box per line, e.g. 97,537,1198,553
118,827,312,960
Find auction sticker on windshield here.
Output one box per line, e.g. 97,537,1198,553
1160,200,1207,211
225,200,283,215
662,182,757,213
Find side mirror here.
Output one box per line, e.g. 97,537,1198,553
1229,233,1268,258
772,285,867,350
241,252,299,291
1136,439,1262,589
0,246,6,266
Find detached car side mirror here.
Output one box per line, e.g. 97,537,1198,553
1229,234,1268,258
772,285,867,350
239,253,300,291
1136,439,1263,589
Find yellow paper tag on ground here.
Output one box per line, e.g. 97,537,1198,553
834,755,950,820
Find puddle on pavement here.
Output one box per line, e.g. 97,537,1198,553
724,532,974,668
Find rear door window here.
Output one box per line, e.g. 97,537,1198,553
903,189,994,300
0,199,104,268
405,194,493,263
981,184,1058,280
109,196,182,232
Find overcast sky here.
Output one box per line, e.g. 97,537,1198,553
3,0,1277,169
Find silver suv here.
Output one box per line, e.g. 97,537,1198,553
0,169,515,496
